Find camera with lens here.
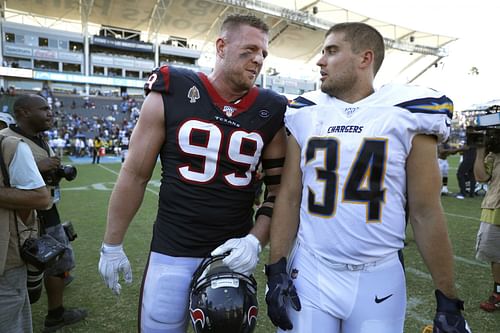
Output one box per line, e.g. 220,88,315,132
43,165,77,186
466,126,500,153
27,264,44,304
466,110,500,153
20,234,67,271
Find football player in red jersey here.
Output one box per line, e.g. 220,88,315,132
98,14,288,333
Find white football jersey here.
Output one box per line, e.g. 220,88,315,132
286,83,452,265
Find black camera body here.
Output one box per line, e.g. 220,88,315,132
20,234,66,271
466,109,500,153
44,165,77,186
466,126,500,153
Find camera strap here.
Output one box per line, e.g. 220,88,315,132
0,135,10,187
0,135,38,252
0,135,21,249
9,125,51,156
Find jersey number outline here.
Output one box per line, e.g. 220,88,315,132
306,137,387,222
177,120,264,187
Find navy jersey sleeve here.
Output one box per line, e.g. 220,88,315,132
144,65,171,96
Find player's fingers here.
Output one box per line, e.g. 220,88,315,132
121,260,133,284
210,244,227,256
102,263,118,290
112,283,122,296
278,306,293,330
287,281,301,311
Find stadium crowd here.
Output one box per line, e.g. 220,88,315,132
32,89,140,161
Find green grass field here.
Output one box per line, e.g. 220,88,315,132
29,155,500,332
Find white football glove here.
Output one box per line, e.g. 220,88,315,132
211,234,262,276
98,243,133,295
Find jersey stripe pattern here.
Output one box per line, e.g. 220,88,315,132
285,83,452,264
144,65,287,257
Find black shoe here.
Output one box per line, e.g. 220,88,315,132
43,308,88,332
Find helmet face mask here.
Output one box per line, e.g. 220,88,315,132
189,255,258,333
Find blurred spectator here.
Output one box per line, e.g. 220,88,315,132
456,145,477,199
474,145,500,312
438,143,461,195
92,136,102,164
0,113,15,130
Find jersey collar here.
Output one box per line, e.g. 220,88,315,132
198,72,259,118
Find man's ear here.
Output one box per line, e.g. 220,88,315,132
215,37,226,59
14,107,28,120
359,49,375,71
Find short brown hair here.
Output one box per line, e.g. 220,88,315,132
221,14,269,34
326,22,385,75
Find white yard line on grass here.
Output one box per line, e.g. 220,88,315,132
406,267,432,280
454,255,488,267
406,297,432,325
406,267,462,290
99,164,159,196
444,212,480,221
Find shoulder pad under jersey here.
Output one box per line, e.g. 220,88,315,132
144,65,198,96
288,90,336,109
379,83,453,142
376,83,453,119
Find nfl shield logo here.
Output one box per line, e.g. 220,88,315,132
223,105,236,117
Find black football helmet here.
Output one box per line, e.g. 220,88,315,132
189,255,258,333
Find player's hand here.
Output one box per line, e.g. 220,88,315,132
433,289,472,333
265,257,301,330
98,243,133,295
211,234,261,276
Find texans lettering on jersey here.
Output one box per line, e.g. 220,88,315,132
144,65,287,257
286,83,453,265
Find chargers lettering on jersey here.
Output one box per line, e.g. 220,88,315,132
327,125,364,133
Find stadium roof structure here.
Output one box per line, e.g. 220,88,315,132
4,0,457,84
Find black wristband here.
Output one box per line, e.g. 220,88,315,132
435,289,464,313
262,157,285,169
264,174,281,186
265,257,287,276
255,206,273,219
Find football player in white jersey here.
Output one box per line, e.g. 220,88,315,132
265,22,471,333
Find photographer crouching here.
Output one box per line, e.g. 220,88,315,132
467,116,500,312
0,94,87,332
